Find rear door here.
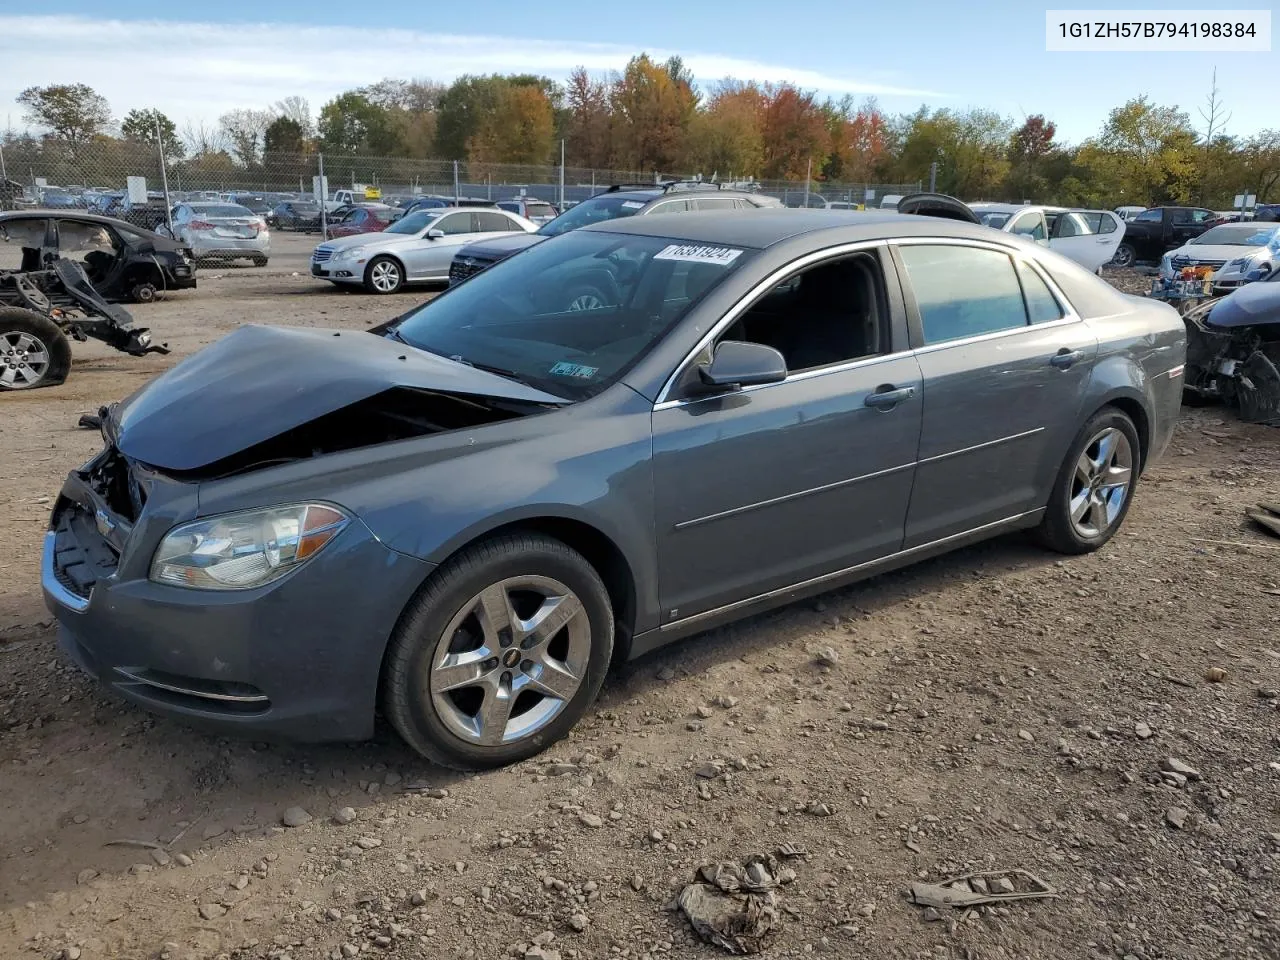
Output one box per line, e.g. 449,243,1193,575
1049,211,1121,271
893,241,1098,546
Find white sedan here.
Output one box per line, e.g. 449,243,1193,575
1158,223,1280,294
311,208,537,293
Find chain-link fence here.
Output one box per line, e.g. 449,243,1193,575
0,138,921,218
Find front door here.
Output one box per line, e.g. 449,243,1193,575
893,241,1098,547
404,211,476,280
651,246,923,623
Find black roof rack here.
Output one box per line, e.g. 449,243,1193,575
603,179,725,194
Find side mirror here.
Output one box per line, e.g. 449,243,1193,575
426,228,445,239
693,341,787,394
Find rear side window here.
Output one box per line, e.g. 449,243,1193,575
1016,260,1064,324
1039,253,1133,318
695,198,736,211
899,245,1028,345
1009,213,1046,241
476,211,514,232
526,203,556,218
497,202,519,214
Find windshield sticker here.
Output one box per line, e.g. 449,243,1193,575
653,243,744,266
550,361,599,379
620,200,645,209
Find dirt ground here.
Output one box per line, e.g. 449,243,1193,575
1,270,1278,960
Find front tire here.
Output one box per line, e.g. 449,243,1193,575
364,255,403,294
383,533,614,770
1037,408,1140,554
0,308,71,391
131,281,157,303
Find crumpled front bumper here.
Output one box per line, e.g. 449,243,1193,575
41,476,432,742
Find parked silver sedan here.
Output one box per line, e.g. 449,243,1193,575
311,208,537,293
162,202,270,265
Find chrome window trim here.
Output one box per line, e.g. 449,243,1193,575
891,238,1085,353
653,239,889,406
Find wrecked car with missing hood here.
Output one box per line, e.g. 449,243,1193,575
1,258,168,390
1182,267,1280,424
42,210,1184,769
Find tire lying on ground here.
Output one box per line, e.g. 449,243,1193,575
0,307,72,391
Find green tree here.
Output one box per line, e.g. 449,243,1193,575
263,116,307,156
16,83,111,150
317,93,402,155
121,108,185,160
1090,96,1198,204
686,80,765,177
436,75,557,160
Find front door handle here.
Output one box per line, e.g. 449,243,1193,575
864,385,916,410
1050,348,1083,369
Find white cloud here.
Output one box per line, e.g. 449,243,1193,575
0,14,942,133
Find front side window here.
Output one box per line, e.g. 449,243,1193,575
1133,209,1162,223
384,210,443,235
434,213,474,235
718,250,888,373
646,200,691,215
899,245,1029,345
392,232,755,400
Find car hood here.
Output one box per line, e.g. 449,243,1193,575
110,324,567,472
455,232,548,261
316,231,411,252
1171,244,1265,262
1206,279,1280,329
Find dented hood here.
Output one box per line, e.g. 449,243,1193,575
1206,278,1280,329
111,324,566,471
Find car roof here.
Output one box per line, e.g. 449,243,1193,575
584,207,1015,248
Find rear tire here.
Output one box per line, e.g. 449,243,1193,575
0,308,71,391
131,281,157,303
251,256,268,267
383,533,614,770
1111,243,1136,268
1037,407,1141,554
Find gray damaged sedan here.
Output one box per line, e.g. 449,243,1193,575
43,210,1187,769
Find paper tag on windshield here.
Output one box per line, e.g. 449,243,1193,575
620,200,645,209
653,243,743,266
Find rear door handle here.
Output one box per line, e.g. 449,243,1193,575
864,385,916,410
1050,349,1083,369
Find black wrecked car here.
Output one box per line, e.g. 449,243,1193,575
0,211,196,303
1182,266,1280,424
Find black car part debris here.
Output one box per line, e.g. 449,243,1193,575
909,869,1058,910
1248,502,1280,539
1182,278,1280,425
0,258,168,390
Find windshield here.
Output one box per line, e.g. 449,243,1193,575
193,204,255,218
1192,224,1280,246
391,231,754,400
383,210,443,234
236,198,270,212
538,194,649,237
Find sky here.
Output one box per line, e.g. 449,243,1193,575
0,3,1274,146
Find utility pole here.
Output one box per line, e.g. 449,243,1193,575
154,112,172,232
929,161,938,193
803,157,811,206
559,139,565,210
318,152,328,240
453,159,459,203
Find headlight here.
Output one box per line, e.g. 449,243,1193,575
150,503,349,590
336,246,368,261
1226,257,1248,269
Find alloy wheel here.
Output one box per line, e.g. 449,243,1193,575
370,260,401,292
429,575,590,746
568,292,604,311
0,330,51,388
1069,427,1133,538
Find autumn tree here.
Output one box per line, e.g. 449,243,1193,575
822,96,890,183
121,108,185,160
468,84,555,165
609,54,699,171
564,68,612,169
686,80,765,177
16,83,111,152
1004,115,1057,200
758,84,828,180
436,75,556,161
